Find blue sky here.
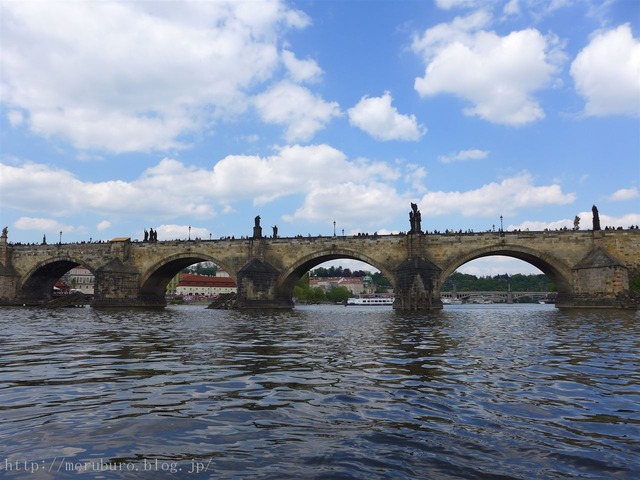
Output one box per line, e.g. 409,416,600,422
1,0,639,276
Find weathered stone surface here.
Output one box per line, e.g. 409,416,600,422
394,256,443,310
564,247,630,308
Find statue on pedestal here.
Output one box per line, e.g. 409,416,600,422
253,215,263,239
592,205,601,231
409,203,422,234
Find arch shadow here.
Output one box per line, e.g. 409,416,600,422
19,257,97,303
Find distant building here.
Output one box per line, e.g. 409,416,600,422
61,265,95,295
175,273,237,297
309,276,377,295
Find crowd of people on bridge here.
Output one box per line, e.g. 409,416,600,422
2,202,639,247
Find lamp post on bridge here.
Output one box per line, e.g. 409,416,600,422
500,215,503,232
333,221,336,238
59,231,62,245
188,226,191,241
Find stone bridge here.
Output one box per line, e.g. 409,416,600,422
1,228,638,310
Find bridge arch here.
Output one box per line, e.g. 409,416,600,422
276,248,396,298
138,252,237,300
438,244,574,297
19,256,98,303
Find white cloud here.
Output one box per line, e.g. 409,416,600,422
438,149,489,163
503,0,521,16
404,163,428,193
570,24,640,117
154,225,210,241
510,218,575,232
512,211,640,231
253,81,341,142
412,12,565,125
209,144,399,205
283,181,406,229
435,0,480,10
7,110,24,127
0,0,308,153
282,50,323,84
14,216,78,233
0,162,85,215
0,145,399,221
608,187,639,202
348,92,425,141
419,172,575,217
599,213,640,229
1,156,582,237
97,220,112,231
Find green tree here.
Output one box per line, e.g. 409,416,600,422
293,273,311,301
371,271,392,289
326,286,351,303
442,271,554,292
308,287,327,302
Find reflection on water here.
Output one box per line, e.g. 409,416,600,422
1,304,639,478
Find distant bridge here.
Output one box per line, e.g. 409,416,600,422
440,291,554,303
1,228,638,310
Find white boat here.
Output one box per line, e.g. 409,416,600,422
441,297,463,305
346,297,394,306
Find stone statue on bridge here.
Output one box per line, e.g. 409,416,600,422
253,216,262,239
272,225,278,238
573,216,580,230
409,203,422,234
592,205,601,231
1,226,7,239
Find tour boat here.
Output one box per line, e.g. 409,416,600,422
346,297,394,306
441,297,463,305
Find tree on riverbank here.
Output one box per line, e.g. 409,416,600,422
293,274,353,303
442,272,554,292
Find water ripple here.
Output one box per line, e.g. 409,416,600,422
1,304,639,478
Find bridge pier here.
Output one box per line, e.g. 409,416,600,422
556,247,635,309
235,258,294,309
393,256,443,311
0,236,20,305
91,259,165,308
0,272,20,305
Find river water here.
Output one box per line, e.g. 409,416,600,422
1,304,638,479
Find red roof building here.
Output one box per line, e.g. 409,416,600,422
175,273,237,297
